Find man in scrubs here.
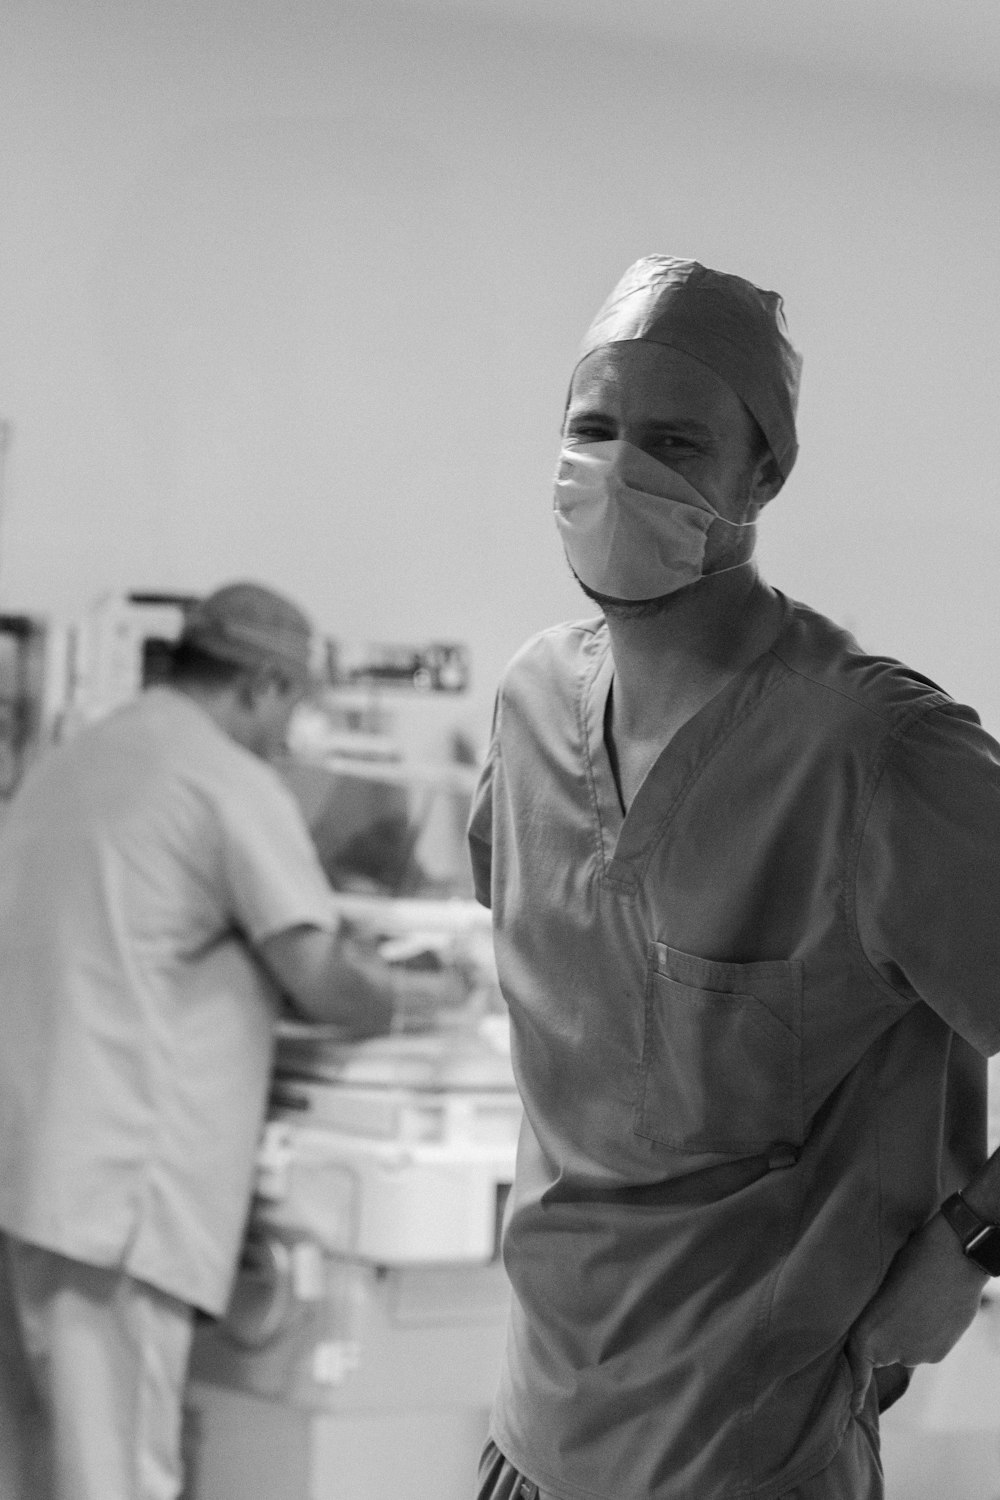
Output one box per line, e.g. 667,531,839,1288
0,581,395,1500
470,258,1000,1499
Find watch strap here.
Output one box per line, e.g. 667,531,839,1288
940,1192,1000,1275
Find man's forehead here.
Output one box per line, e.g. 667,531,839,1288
569,341,746,425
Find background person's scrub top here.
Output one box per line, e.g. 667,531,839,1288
469,594,1000,1500
0,687,335,1315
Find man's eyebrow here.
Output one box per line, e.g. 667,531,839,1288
642,418,715,440
564,406,614,423
565,409,715,441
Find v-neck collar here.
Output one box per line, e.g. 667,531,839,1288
580,595,794,893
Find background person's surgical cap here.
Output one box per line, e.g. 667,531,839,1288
578,256,803,481
180,580,315,683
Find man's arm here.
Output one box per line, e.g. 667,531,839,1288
846,1186,989,1412
847,704,1000,1409
257,924,395,1037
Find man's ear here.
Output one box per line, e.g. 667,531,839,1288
750,449,784,509
235,672,260,712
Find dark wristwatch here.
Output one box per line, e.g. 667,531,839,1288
940,1192,1000,1275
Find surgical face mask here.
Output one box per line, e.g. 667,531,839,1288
553,439,754,601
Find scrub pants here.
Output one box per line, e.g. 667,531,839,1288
0,1231,195,1500
476,1404,883,1500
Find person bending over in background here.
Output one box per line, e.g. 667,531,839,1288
0,580,395,1500
469,257,1000,1500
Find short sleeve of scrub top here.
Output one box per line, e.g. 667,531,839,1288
855,701,1000,1057
468,756,496,910
215,769,338,945
468,699,500,909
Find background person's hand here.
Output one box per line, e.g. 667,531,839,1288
846,1211,988,1414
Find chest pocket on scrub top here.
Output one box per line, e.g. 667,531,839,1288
635,943,804,1156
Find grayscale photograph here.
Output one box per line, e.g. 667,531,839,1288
0,3,998,1498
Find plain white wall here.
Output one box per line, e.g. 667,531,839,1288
1,0,999,744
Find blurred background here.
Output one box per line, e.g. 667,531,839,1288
1,0,998,752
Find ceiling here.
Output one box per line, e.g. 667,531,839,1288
408,0,1000,95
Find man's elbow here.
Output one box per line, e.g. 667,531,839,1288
321,942,396,1037
260,927,395,1037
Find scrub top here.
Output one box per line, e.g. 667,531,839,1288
469,594,1000,1500
0,687,335,1315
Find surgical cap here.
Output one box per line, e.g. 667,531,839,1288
578,256,803,480
180,581,314,683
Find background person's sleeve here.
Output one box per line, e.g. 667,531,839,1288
218,768,337,944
